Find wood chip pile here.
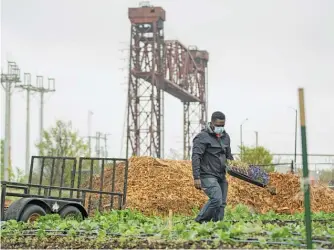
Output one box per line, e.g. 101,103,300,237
86,156,334,216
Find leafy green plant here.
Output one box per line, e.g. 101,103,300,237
1,208,333,249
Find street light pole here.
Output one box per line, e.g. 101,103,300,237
240,125,242,159
289,107,298,172
294,109,297,169
254,131,258,147
240,118,248,160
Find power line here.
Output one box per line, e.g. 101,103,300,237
233,153,334,157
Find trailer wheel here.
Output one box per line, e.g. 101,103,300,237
20,204,46,223
60,206,83,221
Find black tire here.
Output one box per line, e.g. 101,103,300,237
20,204,46,223
59,206,83,221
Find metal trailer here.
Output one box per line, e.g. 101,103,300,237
1,156,129,222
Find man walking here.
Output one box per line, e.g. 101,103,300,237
192,111,234,223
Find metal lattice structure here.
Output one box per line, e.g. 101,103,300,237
126,4,209,159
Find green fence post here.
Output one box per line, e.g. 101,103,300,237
298,88,312,249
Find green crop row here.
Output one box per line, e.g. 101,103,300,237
1,205,334,249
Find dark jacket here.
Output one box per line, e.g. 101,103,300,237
191,123,234,180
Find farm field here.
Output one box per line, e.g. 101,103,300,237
1,205,334,249
2,157,334,248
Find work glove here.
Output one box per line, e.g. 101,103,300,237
194,179,201,190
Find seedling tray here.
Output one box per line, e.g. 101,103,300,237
227,167,267,188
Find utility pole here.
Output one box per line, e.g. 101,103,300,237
104,134,107,157
1,61,21,181
85,131,110,157
15,73,42,175
91,132,110,157
87,110,94,157
240,118,248,160
95,132,101,158
254,131,258,147
35,76,56,156
103,133,111,157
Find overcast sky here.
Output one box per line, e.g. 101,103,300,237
1,0,333,172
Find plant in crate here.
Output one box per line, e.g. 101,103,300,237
227,160,276,195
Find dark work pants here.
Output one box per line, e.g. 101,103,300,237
195,177,228,223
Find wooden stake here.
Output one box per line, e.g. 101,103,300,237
168,209,173,230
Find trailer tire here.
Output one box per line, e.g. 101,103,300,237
60,206,83,221
20,204,46,223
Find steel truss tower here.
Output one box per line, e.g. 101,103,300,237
127,4,209,159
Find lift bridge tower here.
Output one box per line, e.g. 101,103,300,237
126,2,209,160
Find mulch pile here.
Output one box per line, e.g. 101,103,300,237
85,156,334,216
